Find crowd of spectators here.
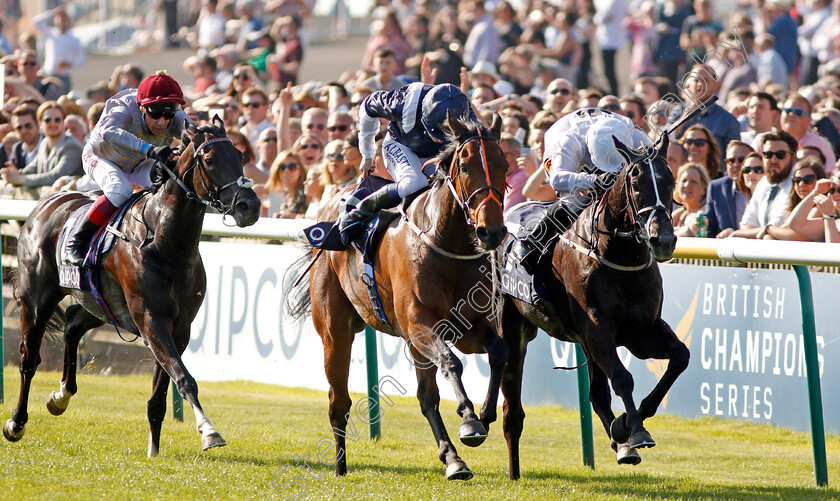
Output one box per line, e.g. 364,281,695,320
2,0,840,242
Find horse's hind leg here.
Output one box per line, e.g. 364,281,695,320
4,289,62,441
46,305,103,416
146,362,170,457
499,317,532,480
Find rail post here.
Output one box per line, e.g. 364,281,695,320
575,345,594,469
365,325,381,440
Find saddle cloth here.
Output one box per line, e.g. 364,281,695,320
499,201,556,305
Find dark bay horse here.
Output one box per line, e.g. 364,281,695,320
3,117,261,457
494,136,690,479
288,113,509,480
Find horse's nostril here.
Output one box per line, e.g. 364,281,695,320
476,226,489,242
236,201,253,214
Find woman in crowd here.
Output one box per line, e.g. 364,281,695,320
672,162,711,237
303,165,325,219
320,138,359,201
681,124,721,179
765,159,829,241
225,63,259,101
264,150,307,218
362,9,412,74
735,152,765,201
292,133,324,172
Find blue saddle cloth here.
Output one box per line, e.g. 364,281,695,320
500,201,556,305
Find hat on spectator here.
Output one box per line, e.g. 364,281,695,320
493,80,515,97
766,0,792,8
471,61,499,83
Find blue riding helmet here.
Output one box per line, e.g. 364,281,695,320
421,84,470,142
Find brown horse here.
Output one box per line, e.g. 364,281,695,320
3,117,261,457
288,113,509,480
493,136,690,479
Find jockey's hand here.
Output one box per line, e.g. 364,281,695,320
146,145,174,163
360,157,374,178
596,171,618,190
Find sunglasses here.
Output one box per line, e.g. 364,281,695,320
298,143,320,150
305,123,326,130
762,150,791,160
726,155,746,165
326,153,344,160
233,73,251,80
42,117,62,124
741,166,764,174
549,88,571,95
328,124,349,132
243,101,265,108
261,136,278,143
683,138,708,147
276,163,299,171
792,174,817,184
224,104,240,111
145,106,177,120
602,104,621,111
349,101,363,107
14,122,35,131
21,61,37,67
625,110,636,119
782,107,809,117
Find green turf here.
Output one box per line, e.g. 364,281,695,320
1,368,839,500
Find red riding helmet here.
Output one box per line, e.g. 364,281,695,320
136,70,186,106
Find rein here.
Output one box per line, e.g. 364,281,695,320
157,135,254,219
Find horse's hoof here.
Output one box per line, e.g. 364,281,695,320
147,434,159,458
459,420,488,447
616,443,642,465
629,430,655,450
3,419,24,442
201,432,227,450
445,460,474,480
46,392,68,416
610,414,631,444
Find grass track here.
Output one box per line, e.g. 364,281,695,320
1,368,839,500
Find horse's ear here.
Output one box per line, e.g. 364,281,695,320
447,110,468,141
489,112,502,140
181,118,194,147
656,131,670,159
212,113,225,133
612,135,640,164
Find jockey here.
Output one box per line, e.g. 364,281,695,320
63,70,190,266
337,82,475,243
513,109,652,270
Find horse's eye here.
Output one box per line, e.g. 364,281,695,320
459,163,469,173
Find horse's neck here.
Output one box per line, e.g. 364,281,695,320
597,182,642,254
144,177,206,258
421,183,474,252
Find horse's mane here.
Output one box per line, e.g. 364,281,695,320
153,121,229,191
429,117,490,187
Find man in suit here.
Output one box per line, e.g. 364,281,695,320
706,140,752,237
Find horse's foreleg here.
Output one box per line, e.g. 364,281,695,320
322,331,353,477
412,354,472,481
47,305,103,416
588,361,641,465
633,319,690,421
4,295,59,442
602,356,653,451
146,363,170,458
499,322,530,480
478,332,509,434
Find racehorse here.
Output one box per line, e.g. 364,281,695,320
493,135,690,479
3,117,261,457
288,113,509,480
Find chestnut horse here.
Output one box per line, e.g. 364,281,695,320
3,118,261,457
494,136,690,479
288,114,509,480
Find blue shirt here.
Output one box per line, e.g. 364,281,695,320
768,13,800,73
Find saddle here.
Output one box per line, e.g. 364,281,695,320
500,201,557,305
57,191,147,326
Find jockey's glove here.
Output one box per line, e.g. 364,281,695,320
146,145,174,163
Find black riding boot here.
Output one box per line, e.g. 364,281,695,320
513,202,577,273
338,185,401,245
63,218,100,267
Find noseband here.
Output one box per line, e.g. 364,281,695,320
157,135,254,216
444,135,504,226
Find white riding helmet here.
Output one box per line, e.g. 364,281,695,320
585,119,637,174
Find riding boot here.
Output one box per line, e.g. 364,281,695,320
338,184,401,245
513,202,577,273
63,218,101,267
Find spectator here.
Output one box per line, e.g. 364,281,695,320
666,141,689,179
251,127,278,187
706,140,752,237
494,1,523,51
228,129,258,180
0,18,12,56
780,94,836,172
809,173,840,242
217,95,241,131
743,91,780,146
342,134,363,175
64,115,88,146
799,0,832,86
326,111,353,142
754,34,789,91
31,5,86,94
779,163,835,241
623,1,656,82
194,0,227,52
264,150,307,218
362,9,413,74
654,0,692,85
303,164,325,219
681,124,721,179
321,139,359,201
672,162,711,237
293,134,324,172
361,49,408,92
543,78,576,115
797,145,827,165
500,133,529,210
225,64,258,101
269,16,304,87
594,0,628,95
235,0,264,54
16,51,61,101
7,106,43,170
301,108,329,144
729,129,798,238
765,0,800,89
191,56,217,95
620,94,648,134
734,152,766,202
240,88,272,157
462,0,502,68
0,101,82,198
680,0,722,67
717,31,756,100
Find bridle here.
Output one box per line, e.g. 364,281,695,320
157,134,254,217
620,155,671,246
444,135,504,226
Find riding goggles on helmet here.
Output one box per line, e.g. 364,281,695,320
145,102,181,120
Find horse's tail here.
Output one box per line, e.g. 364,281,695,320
6,269,65,343
283,244,314,322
